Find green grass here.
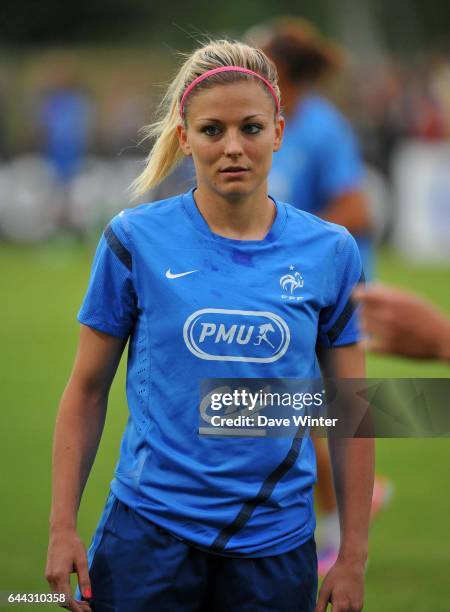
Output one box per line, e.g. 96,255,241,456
0,242,449,611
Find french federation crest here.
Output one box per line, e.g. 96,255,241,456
280,265,304,302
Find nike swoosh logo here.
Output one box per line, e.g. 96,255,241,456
165,268,198,279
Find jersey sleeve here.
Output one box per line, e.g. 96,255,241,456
77,213,137,338
317,232,364,347
316,116,363,203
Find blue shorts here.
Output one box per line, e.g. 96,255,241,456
80,492,318,611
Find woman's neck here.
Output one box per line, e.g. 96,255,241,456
194,184,276,241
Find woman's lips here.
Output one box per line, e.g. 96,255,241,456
220,167,249,177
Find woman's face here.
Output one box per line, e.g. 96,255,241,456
177,80,284,201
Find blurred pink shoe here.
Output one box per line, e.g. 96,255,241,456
318,547,339,578
317,476,394,578
370,475,394,521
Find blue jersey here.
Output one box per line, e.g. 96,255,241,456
78,189,362,557
269,94,373,278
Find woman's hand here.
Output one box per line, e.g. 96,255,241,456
45,527,92,612
315,556,365,612
353,283,450,361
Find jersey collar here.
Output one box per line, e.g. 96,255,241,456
182,188,287,247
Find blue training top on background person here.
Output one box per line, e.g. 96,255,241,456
269,94,374,279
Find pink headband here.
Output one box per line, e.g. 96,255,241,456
179,66,280,118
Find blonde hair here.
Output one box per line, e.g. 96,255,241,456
131,39,280,197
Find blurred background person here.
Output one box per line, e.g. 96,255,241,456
35,52,94,232
354,284,450,362
247,17,374,279
246,17,392,577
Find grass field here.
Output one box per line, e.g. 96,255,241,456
1,240,449,611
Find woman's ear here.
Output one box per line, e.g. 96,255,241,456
273,115,285,152
177,123,192,156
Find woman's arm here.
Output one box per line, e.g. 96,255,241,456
46,325,127,612
316,344,374,612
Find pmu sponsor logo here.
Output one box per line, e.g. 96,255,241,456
183,308,290,363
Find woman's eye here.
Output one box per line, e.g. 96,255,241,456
243,124,263,134
202,125,221,136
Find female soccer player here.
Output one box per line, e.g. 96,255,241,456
45,39,374,612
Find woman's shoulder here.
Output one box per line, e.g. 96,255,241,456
300,95,355,140
111,192,186,233
123,192,185,219
303,94,346,121
283,200,350,240
280,201,358,262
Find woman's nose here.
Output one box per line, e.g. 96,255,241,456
223,130,243,157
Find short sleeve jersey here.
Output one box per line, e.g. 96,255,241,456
78,189,363,557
